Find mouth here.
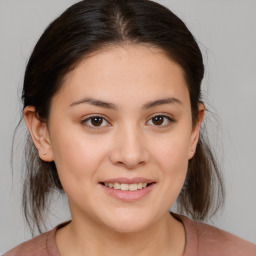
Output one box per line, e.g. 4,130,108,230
100,182,154,191
99,178,156,201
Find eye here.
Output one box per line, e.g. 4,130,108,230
81,115,110,128
147,114,174,127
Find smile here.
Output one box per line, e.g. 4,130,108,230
100,178,155,201
103,182,149,191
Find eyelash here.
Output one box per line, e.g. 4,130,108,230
81,114,175,129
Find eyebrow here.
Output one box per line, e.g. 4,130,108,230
70,97,182,110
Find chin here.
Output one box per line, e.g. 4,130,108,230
100,210,156,234
107,221,149,234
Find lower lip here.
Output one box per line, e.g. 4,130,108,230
100,183,155,201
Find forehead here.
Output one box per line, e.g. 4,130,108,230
55,44,190,108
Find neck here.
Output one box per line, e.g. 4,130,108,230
56,212,185,256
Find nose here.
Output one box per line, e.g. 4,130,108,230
109,124,150,169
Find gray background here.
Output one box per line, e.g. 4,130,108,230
0,0,255,253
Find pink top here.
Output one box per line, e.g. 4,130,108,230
4,214,256,256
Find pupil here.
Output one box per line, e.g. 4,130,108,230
153,116,163,125
92,117,103,126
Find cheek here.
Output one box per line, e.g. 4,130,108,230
150,126,191,191
50,135,107,209
49,126,105,187
151,129,191,167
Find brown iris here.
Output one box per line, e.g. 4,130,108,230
152,116,164,125
91,117,103,126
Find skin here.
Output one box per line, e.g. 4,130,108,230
24,44,204,256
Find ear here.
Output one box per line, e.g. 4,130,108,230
24,106,54,162
188,103,205,160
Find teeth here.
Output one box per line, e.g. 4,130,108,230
129,184,137,191
104,182,148,191
114,183,120,189
120,183,129,190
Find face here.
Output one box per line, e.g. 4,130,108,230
29,45,202,233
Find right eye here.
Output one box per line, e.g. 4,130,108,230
81,116,110,129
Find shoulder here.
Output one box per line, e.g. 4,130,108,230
192,219,256,256
3,232,50,256
174,214,256,256
3,226,59,256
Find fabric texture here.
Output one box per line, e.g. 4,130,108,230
4,214,256,256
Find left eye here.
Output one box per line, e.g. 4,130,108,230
81,116,109,128
147,115,174,127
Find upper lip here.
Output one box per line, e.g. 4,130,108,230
100,177,155,184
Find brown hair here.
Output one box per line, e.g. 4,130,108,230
18,0,224,233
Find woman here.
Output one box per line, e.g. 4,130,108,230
4,0,256,255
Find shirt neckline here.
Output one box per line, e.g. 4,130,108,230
47,213,197,256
